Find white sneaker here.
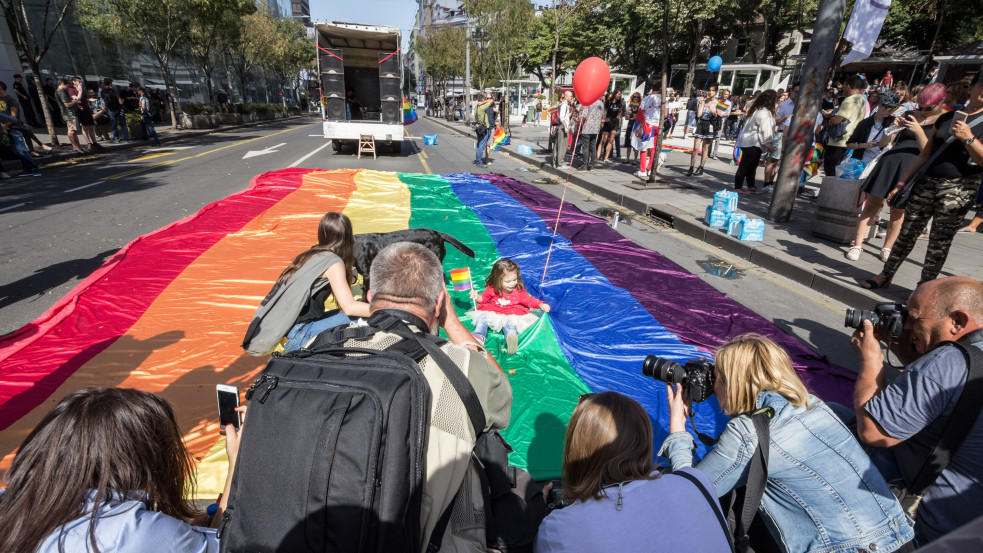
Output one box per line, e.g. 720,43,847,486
634,170,647,178
0,172,10,179
875,227,886,238
846,246,863,261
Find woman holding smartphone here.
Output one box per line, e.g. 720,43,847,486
863,72,983,289
846,85,947,264
0,388,240,552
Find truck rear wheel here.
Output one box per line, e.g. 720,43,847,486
331,140,341,152
391,141,402,155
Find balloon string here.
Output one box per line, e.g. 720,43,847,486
541,104,587,289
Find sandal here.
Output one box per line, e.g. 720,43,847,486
861,276,891,290
845,245,863,261
879,248,892,262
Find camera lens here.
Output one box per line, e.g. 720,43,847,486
642,355,685,383
844,308,876,330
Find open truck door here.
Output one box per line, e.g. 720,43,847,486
317,21,404,155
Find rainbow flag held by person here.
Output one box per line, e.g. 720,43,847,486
733,128,743,164
805,142,824,177
716,101,729,113
629,99,640,110
403,96,418,125
450,267,473,291
491,127,510,151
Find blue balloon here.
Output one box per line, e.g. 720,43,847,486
708,56,723,72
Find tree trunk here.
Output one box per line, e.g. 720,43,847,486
921,1,947,81
31,68,60,146
684,20,703,95
163,66,178,128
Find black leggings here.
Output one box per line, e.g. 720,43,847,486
734,146,763,190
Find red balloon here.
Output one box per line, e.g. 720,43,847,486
572,57,610,105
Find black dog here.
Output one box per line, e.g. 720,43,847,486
354,228,475,290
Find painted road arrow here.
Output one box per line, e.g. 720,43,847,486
242,143,287,159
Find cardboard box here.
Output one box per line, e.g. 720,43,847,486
712,190,739,213
705,206,728,228
739,218,765,241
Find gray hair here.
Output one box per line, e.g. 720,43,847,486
369,242,445,313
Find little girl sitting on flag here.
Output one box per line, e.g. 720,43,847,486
468,259,550,355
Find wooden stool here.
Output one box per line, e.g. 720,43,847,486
357,135,376,159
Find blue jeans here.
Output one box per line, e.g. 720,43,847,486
282,311,352,351
475,128,492,164
108,109,130,141
141,114,159,143
473,316,518,339
9,130,38,172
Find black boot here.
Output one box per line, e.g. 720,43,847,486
694,166,705,176
685,166,694,177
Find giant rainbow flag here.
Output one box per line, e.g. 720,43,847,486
0,169,855,495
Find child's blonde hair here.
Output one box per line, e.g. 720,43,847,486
714,333,811,416
485,258,525,296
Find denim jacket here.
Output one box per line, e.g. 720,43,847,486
660,392,914,553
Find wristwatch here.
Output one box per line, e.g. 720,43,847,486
965,137,976,146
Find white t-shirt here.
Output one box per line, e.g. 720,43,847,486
776,98,794,131
862,121,886,163
640,93,661,126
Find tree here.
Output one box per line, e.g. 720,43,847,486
188,0,256,109
222,10,277,105
77,0,192,127
416,24,466,104
546,0,598,100
264,17,309,106
465,0,534,119
0,0,77,145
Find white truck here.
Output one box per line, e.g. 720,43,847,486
316,21,404,155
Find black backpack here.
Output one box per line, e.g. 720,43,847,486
102,86,121,110
219,310,545,553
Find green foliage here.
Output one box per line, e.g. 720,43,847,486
417,25,466,89
184,102,213,115
880,0,983,53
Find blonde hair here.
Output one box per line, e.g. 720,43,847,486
714,334,811,416
562,392,659,502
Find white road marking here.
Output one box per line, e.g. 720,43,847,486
0,202,26,213
242,142,287,159
65,181,104,193
289,141,332,167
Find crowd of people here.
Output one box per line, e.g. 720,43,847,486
0,75,176,178
2,203,982,552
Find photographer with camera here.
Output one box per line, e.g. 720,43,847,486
658,334,914,553
534,392,731,553
851,276,983,545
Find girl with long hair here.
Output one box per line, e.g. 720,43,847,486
242,212,370,355
469,258,550,355
733,89,777,194
534,392,731,552
623,92,642,165
662,334,914,553
0,388,241,553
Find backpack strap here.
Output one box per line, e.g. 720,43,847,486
673,470,735,552
735,406,773,553
371,311,487,434
908,335,983,496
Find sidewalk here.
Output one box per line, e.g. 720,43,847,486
426,115,982,308
3,113,317,172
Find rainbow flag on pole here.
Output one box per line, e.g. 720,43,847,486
716,100,729,113
491,127,510,151
403,96,418,125
450,267,473,291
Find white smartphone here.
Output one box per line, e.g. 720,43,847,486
216,384,241,431
953,111,968,125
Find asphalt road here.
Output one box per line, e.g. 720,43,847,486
0,116,859,370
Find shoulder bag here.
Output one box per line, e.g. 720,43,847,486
891,113,983,208
890,330,983,518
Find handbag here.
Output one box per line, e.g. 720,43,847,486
890,331,983,519
891,112,983,208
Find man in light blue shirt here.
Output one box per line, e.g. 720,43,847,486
852,276,983,544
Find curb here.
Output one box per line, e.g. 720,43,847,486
424,116,882,309
34,114,318,168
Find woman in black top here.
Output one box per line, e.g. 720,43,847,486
623,92,642,165
598,90,623,162
863,73,983,289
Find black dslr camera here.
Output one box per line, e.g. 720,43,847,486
642,355,716,402
844,302,905,340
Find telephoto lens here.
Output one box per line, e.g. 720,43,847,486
844,308,877,331
641,355,716,403
642,355,684,383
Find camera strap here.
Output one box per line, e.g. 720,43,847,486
907,335,983,497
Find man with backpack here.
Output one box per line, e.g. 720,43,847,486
100,78,131,143
222,242,516,553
